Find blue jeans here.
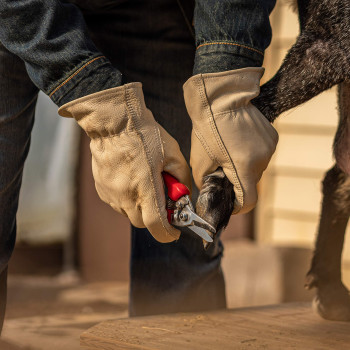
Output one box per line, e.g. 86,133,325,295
0,0,275,105
0,41,38,331
84,0,227,316
0,0,226,329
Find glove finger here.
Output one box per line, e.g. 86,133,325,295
141,171,181,243
106,199,145,228
123,206,146,229
158,125,192,194
140,126,189,242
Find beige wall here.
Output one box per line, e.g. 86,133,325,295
257,1,350,285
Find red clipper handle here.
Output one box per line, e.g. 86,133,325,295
162,172,190,223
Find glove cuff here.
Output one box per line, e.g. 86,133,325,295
183,67,264,120
58,82,152,138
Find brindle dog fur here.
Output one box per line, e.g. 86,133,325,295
196,0,350,321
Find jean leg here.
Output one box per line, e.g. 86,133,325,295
0,42,38,331
130,227,226,315
82,0,226,316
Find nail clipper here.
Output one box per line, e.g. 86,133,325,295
162,172,215,243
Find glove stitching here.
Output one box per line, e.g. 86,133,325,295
193,128,218,164
197,76,244,210
200,67,263,80
151,126,178,237
124,87,177,240
152,124,181,239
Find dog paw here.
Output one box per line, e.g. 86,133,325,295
195,168,235,233
312,282,350,321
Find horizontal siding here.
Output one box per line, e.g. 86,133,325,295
278,89,338,128
273,175,322,214
274,132,334,171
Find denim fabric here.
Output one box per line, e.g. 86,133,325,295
82,0,226,316
0,0,226,324
130,227,226,316
0,0,275,105
0,0,276,324
193,0,276,73
0,42,39,331
0,0,122,106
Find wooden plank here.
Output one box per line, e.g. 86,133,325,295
80,303,350,350
2,312,127,350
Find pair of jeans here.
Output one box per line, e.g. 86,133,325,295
83,0,227,315
0,0,226,331
0,41,38,332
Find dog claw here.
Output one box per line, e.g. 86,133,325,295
203,240,212,250
305,273,318,290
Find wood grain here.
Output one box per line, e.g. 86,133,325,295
80,303,350,349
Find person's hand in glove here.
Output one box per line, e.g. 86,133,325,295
58,83,191,242
183,67,278,214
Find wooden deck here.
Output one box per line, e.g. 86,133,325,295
80,302,350,349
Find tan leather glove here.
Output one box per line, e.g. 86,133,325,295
58,83,191,243
183,67,278,214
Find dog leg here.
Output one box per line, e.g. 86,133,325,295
254,0,350,122
196,1,350,245
334,82,350,175
305,165,350,321
306,82,350,321
254,34,350,122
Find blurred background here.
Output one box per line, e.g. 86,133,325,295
2,1,349,349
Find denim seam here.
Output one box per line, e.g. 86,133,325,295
49,55,105,99
196,42,264,56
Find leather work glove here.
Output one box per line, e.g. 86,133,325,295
58,83,191,243
183,67,278,214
